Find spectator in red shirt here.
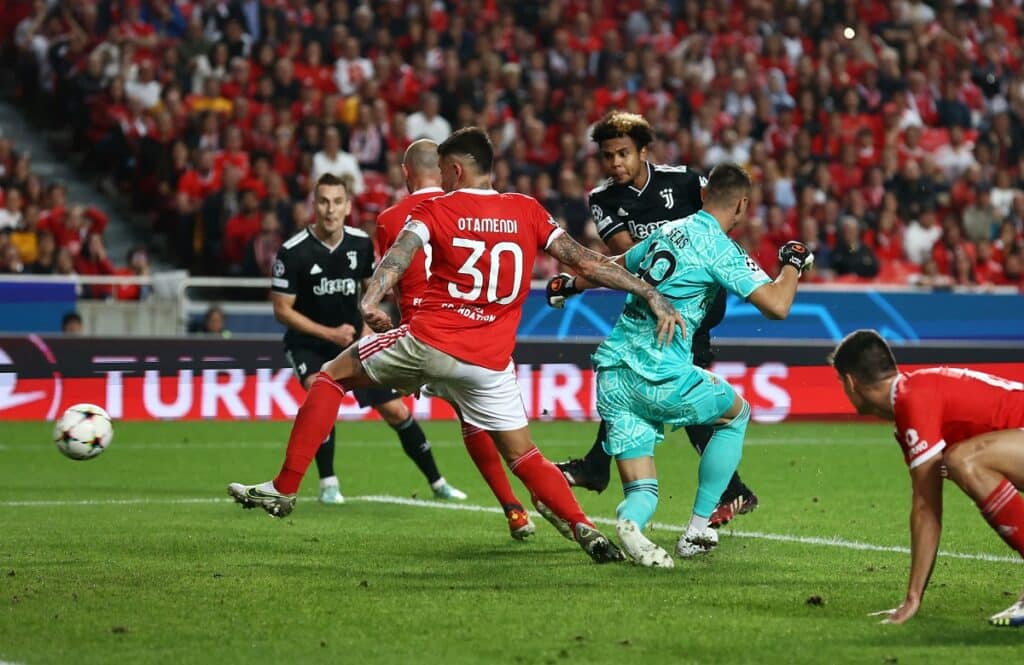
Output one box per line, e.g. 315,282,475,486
222,187,263,271
74,232,116,298
215,126,251,180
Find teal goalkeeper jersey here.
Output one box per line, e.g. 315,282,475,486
592,210,772,382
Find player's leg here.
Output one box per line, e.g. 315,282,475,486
690,290,758,528
460,420,533,539
423,381,533,537
284,358,347,506
442,358,622,563
614,453,673,568
312,426,344,504
942,428,1024,626
690,423,758,527
228,339,381,516
596,365,672,566
486,425,622,563
366,391,466,501
555,421,612,494
677,378,749,558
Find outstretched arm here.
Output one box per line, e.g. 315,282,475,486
572,231,636,290
872,454,944,625
546,232,684,346
360,228,423,332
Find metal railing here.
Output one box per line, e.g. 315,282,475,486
0,272,1020,336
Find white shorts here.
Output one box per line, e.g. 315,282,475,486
358,326,528,431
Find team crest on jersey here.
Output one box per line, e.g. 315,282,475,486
660,188,675,209
346,251,358,270
272,259,285,277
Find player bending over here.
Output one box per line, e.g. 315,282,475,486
230,127,684,564
592,164,811,566
830,330,1024,626
374,138,534,540
548,110,758,527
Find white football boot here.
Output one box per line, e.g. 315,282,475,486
989,599,1024,627
616,519,674,568
227,481,296,518
675,525,719,558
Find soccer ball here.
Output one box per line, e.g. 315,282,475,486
53,403,114,460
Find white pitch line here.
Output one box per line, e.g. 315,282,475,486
0,436,886,452
3,494,1018,565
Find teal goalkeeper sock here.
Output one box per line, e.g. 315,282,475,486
617,478,659,530
693,401,751,518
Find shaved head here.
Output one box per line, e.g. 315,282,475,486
404,139,439,176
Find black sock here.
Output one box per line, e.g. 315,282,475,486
581,420,612,476
394,417,441,484
686,423,749,500
315,426,336,479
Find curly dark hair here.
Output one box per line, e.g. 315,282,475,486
591,111,655,150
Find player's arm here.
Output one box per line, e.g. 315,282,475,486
546,232,683,346
875,454,945,624
569,231,636,289
746,241,814,320
746,265,801,320
358,277,379,338
270,292,355,347
546,195,633,306
360,227,423,332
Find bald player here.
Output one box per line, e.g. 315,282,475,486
375,139,535,539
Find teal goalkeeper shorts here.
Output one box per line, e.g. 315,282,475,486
596,366,738,459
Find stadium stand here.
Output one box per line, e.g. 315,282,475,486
2,0,1024,291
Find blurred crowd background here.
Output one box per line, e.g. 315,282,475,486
2,0,1024,295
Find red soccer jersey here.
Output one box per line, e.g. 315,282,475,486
375,187,444,325
404,188,562,371
893,367,1024,469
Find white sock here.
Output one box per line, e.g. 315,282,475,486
430,477,447,491
320,475,339,490
687,514,709,534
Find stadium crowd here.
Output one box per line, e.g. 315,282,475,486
4,0,1024,290
0,130,153,297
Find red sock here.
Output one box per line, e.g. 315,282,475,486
462,424,523,514
979,478,1024,558
509,447,592,530
274,372,346,494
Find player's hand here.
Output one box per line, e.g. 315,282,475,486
645,290,685,347
361,307,393,333
326,323,358,347
869,597,920,625
778,241,815,275
546,273,581,309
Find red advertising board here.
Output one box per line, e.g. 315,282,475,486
1,336,1023,423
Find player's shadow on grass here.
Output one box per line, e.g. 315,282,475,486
862,618,1024,647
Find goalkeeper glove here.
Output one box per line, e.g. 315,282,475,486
546,273,581,309
778,241,815,276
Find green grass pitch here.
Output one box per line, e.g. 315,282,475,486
1,420,1021,664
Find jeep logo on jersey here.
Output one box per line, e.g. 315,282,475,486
660,188,674,209
631,221,662,239
313,277,357,296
